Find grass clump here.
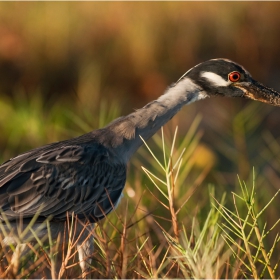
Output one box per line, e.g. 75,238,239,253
0,122,278,278
214,170,280,279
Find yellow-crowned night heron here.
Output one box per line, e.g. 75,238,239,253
0,58,279,276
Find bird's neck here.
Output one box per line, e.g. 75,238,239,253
99,78,208,161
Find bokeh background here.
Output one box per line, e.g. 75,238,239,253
0,2,279,276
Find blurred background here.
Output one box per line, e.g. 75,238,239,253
0,2,279,275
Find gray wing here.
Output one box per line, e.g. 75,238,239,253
0,141,126,223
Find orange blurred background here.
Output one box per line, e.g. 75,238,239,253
0,3,279,191
0,2,279,274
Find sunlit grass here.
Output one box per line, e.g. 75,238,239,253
0,2,279,277
0,88,279,278
0,119,279,278
214,170,280,279
0,91,68,161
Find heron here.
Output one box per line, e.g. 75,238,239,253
0,58,279,277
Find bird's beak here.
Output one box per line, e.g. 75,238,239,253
235,79,280,107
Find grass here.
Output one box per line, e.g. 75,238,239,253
0,121,278,278
214,172,280,279
0,88,278,279
0,3,280,276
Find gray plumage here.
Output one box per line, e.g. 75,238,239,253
0,134,126,222
0,58,280,277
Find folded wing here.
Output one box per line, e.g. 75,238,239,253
0,139,126,223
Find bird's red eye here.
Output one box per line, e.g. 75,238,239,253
228,71,241,82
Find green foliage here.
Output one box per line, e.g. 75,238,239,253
0,92,68,162
0,94,279,278
0,95,279,278
0,3,279,277
214,171,279,279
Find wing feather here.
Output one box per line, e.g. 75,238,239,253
0,138,126,223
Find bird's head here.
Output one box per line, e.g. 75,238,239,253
178,58,280,106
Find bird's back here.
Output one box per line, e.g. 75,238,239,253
0,131,127,223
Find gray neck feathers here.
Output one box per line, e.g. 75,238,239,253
96,78,208,161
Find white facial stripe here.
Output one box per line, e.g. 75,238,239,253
201,71,231,87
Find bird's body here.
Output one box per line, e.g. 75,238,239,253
0,58,279,276
0,74,207,225
0,133,126,223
